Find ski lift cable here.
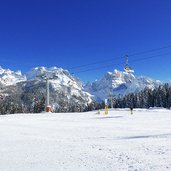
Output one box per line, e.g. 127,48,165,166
68,56,124,70
68,45,171,71
129,45,171,57
73,51,171,74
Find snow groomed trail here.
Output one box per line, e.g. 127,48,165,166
0,109,171,171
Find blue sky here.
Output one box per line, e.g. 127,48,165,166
0,0,171,83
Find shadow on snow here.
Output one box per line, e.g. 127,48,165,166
95,116,124,119
121,133,171,140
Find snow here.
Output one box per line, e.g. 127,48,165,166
0,109,171,171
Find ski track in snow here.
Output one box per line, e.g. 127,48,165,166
0,109,171,171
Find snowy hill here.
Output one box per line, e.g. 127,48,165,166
0,66,26,86
84,69,161,101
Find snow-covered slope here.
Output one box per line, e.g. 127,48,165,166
0,109,171,171
0,66,26,86
84,69,161,101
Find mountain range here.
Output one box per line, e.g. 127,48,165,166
0,66,162,112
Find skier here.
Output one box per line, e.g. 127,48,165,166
130,107,133,114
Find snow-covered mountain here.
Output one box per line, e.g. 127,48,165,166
0,66,92,113
84,69,161,101
0,66,26,86
0,66,163,112
26,66,92,105
26,66,82,90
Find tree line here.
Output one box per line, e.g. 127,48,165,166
109,83,171,109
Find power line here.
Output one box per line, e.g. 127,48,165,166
73,52,171,74
68,45,171,71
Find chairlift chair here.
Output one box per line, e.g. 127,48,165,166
124,55,134,73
